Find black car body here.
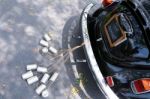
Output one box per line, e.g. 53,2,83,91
81,0,150,98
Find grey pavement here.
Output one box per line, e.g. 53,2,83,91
0,0,104,99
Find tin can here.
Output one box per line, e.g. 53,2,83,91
22,71,33,80
41,89,49,98
44,34,51,41
26,64,37,70
49,47,58,54
27,76,39,85
50,72,59,82
37,67,48,73
36,84,46,95
41,73,50,84
40,40,49,47
41,47,49,54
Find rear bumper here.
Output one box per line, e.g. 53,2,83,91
81,3,119,99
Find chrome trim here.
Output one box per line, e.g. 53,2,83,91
81,3,119,99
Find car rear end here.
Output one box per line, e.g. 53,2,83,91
81,0,150,99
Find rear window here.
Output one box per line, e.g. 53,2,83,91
104,14,127,48
107,19,122,43
105,4,149,60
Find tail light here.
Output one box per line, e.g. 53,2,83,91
102,0,113,7
106,76,114,87
131,78,150,94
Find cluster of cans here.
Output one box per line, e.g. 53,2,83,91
39,33,58,55
22,33,59,98
22,64,59,98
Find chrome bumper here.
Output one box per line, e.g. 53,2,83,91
81,3,119,99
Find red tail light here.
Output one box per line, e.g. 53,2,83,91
106,76,114,87
102,0,113,7
131,78,150,94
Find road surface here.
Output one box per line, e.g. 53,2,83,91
0,0,105,99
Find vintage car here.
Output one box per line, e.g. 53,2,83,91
81,0,150,98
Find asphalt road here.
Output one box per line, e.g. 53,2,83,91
0,0,105,99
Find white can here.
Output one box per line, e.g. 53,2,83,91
36,84,46,95
44,34,51,41
41,73,50,84
40,40,49,47
37,67,48,73
41,47,49,54
49,47,58,54
50,72,59,82
27,76,39,85
26,64,37,71
22,71,33,80
41,89,49,98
